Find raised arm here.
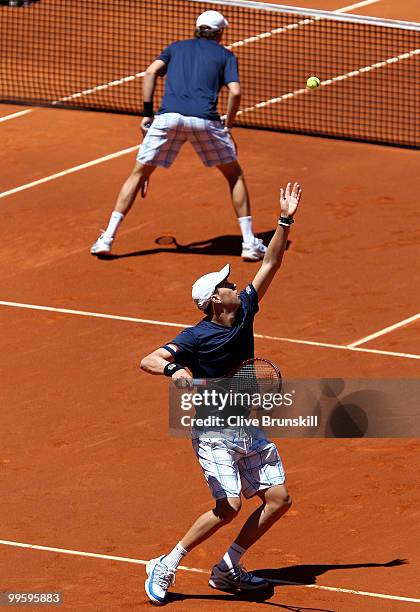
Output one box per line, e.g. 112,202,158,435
252,182,302,301
141,59,167,133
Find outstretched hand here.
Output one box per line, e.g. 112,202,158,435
172,368,194,389
140,116,153,136
280,182,302,218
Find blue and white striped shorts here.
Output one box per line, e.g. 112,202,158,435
136,112,237,168
192,436,286,500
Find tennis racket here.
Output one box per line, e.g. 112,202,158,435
188,358,282,418
193,357,282,395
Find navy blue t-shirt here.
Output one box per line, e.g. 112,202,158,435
156,38,239,120
162,284,259,378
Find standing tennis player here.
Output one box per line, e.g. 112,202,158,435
91,10,266,261
140,181,302,604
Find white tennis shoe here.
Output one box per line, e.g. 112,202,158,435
209,563,270,592
241,237,267,261
90,232,113,256
145,555,176,605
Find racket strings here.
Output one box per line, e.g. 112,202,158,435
230,362,279,395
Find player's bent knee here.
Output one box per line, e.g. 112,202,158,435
268,497,291,522
217,161,243,181
282,494,292,511
131,162,143,175
132,162,154,178
276,488,292,505
264,486,292,515
214,497,241,523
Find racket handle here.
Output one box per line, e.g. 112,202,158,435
140,120,152,135
192,379,207,386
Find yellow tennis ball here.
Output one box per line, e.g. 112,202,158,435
306,76,321,89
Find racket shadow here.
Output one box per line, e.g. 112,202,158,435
105,230,291,260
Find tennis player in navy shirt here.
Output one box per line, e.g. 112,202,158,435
156,37,238,120
141,181,302,604
91,10,267,261
162,274,258,379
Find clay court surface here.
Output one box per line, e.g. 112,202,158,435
1,0,420,610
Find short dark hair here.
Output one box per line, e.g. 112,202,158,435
194,26,222,39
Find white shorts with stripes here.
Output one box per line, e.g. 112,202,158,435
136,112,237,168
192,435,286,500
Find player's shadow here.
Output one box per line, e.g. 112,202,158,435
253,558,407,585
162,559,405,609
100,230,287,260
166,588,333,611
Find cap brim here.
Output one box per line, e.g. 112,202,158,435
215,263,230,286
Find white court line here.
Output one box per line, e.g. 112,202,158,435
254,332,420,360
347,313,420,348
226,0,382,50
335,0,381,13
0,539,419,604
0,109,33,123
0,301,190,329
0,145,138,199
0,300,419,360
0,539,202,572
52,72,146,105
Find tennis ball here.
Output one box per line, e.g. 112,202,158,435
306,76,321,89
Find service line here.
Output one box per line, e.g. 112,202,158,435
0,145,139,199
0,300,419,360
335,0,381,13
347,313,420,348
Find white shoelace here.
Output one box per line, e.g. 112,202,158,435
155,563,176,589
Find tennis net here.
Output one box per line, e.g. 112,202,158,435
1,0,419,148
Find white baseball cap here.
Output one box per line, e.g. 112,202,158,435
192,264,230,311
196,10,229,31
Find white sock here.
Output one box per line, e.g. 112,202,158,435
238,216,255,244
218,542,246,571
103,211,124,239
163,542,187,570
